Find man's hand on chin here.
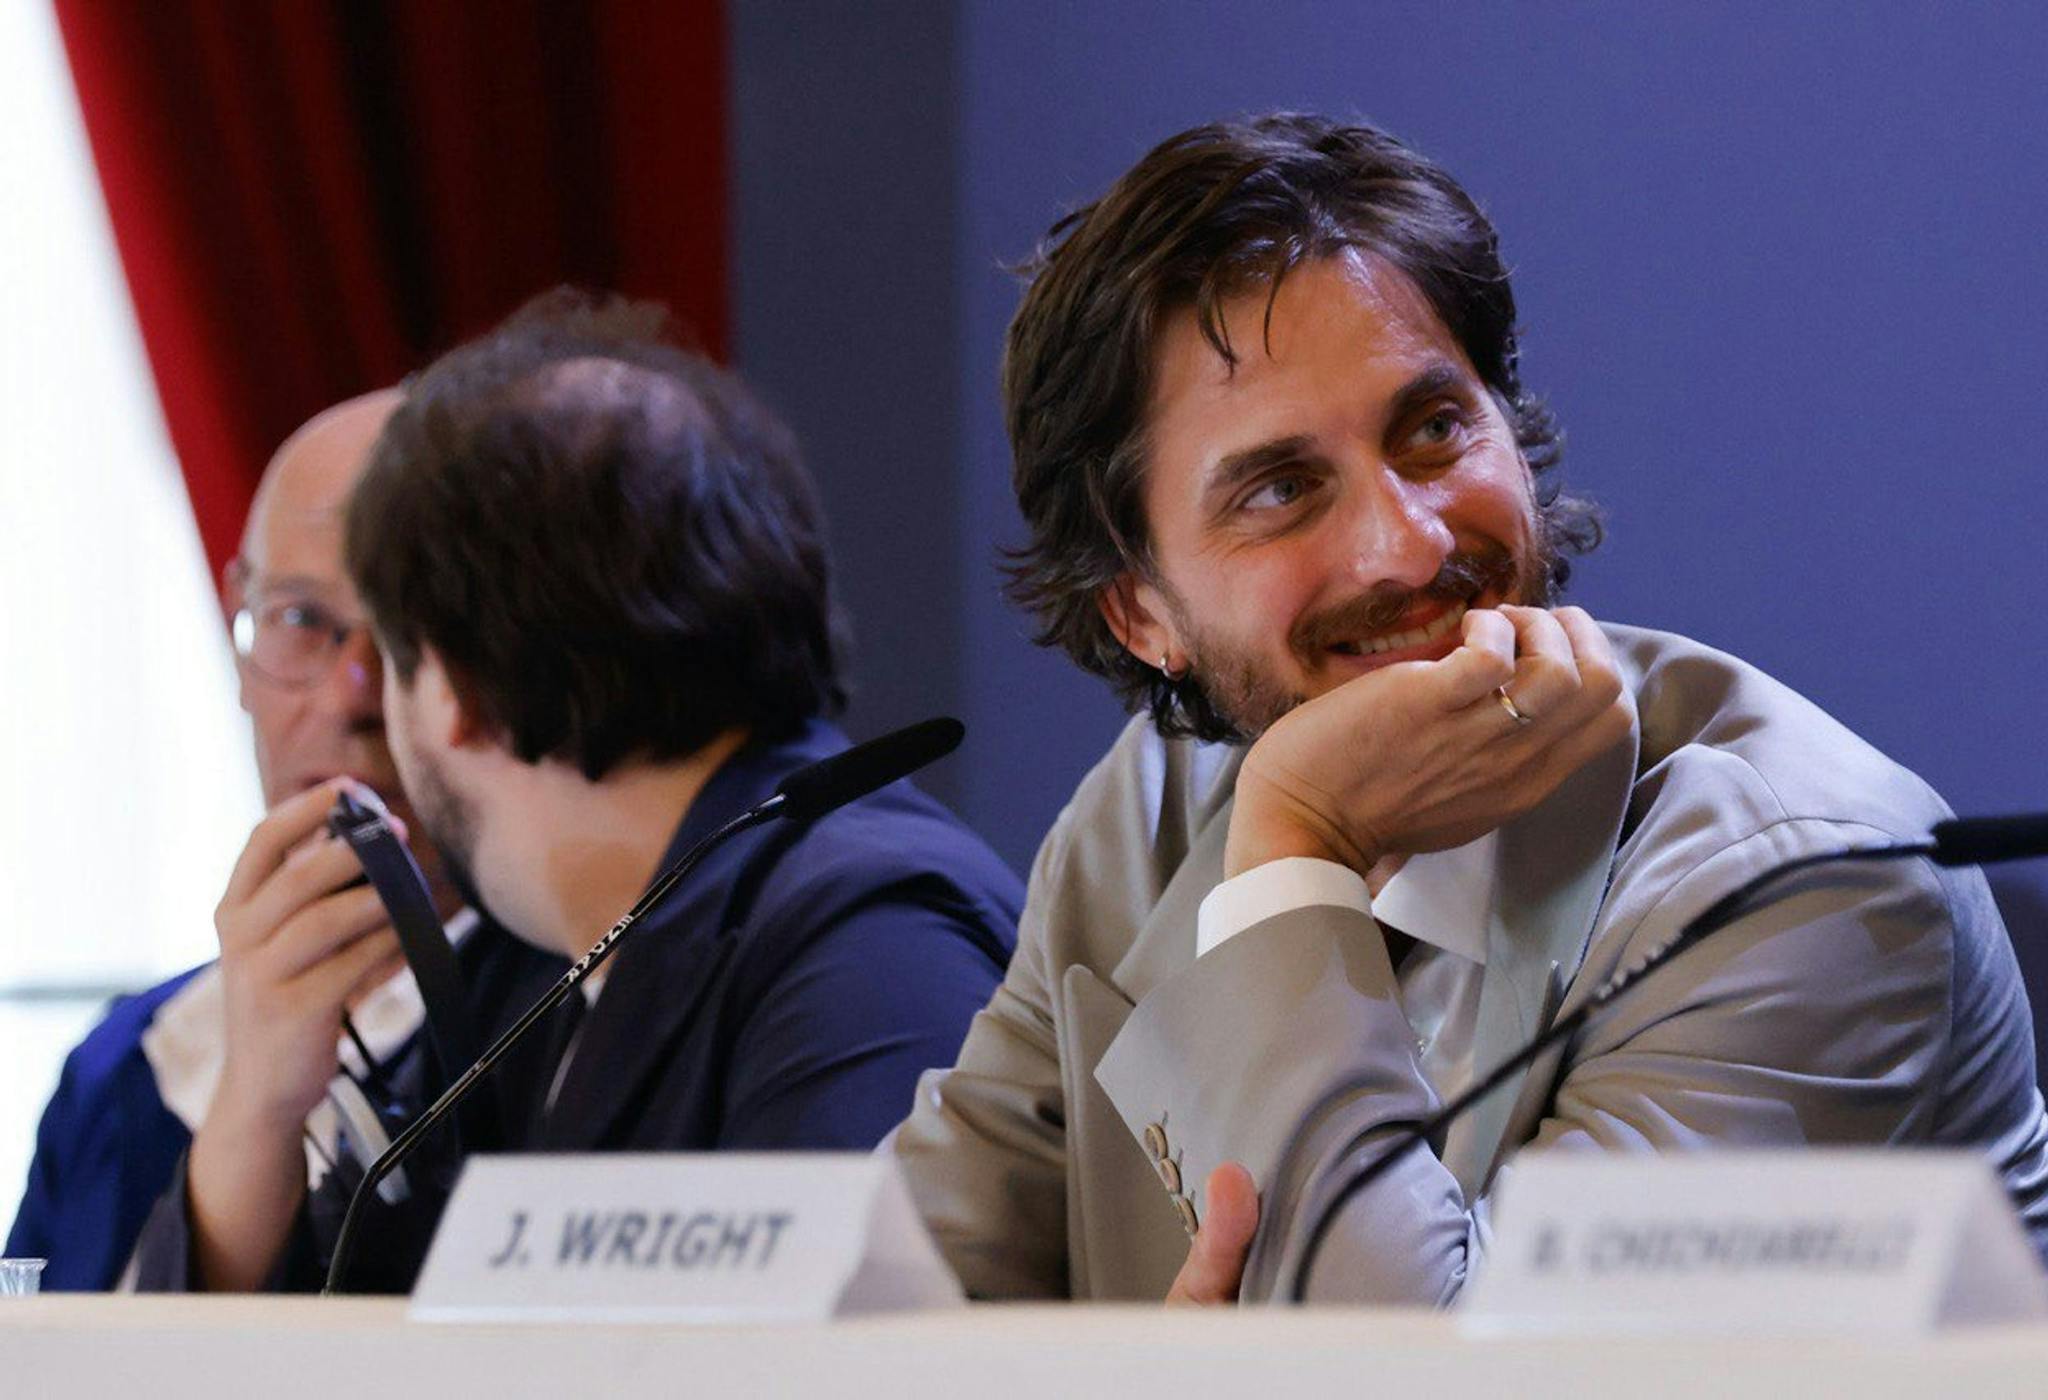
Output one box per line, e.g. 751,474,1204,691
1225,606,1633,879
1166,1163,1260,1306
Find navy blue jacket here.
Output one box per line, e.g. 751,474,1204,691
132,721,1021,1292
7,968,206,1290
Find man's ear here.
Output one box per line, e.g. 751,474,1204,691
1097,572,1184,675
220,557,249,621
222,558,253,712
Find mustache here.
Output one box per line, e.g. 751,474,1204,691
1291,549,1519,654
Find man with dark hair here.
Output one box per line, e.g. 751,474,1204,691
135,292,1021,1293
892,114,2048,1304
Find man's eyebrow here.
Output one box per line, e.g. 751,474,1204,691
1384,361,1471,430
1195,363,1478,505
1203,433,1318,500
244,573,336,601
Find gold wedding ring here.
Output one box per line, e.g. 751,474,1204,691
1495,686,1534,726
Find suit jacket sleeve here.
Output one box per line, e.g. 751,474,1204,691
129,1148,325,1293
1095,819,1957,1304
9,988,198,1292
715,893,1008,1152
6,1052,78,1271
890,810,1078,1298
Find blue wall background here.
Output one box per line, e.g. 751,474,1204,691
734,2,2048,1052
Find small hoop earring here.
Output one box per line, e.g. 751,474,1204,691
1157,653,1185,682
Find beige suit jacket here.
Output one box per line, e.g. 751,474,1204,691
892,625,2048,1302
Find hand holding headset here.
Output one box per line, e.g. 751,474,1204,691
318,789,500,1200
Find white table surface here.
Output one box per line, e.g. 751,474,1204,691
5,1295,2048,1398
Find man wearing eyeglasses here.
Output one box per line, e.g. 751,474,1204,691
6,391,558,1290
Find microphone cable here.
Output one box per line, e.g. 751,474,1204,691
1281,812,2048,1304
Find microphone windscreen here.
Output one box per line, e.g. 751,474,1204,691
1929,813,2048,867
773,717,965,823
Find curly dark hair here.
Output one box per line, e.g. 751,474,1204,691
347,288,847,781
1003,113,1602,742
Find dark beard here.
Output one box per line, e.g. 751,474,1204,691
434,836,489,923
404,749,487,919
1170,542,1549,741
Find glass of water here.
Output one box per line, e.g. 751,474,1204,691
0,1259,46,1296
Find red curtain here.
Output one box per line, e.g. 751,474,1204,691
54,0,728,582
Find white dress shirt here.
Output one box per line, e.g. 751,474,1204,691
1195,837,1497,1104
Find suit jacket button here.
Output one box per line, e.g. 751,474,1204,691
1173,1194,1199,1237
1143,1123,1168,1161
1156,1157,1181,1194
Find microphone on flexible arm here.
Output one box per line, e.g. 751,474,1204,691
1279,811,2048,1305
321,716,966,1295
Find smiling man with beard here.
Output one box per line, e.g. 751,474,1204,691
889,113,2048,1305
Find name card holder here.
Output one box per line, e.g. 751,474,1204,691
409,1153,963,1324
1461,1150,2048,1337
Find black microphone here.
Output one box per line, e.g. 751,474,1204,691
321,717,967,1294
1930,814,2048,867
773,716,964,822
1281,810,2048,1304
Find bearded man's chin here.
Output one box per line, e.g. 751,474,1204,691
1185,669,1305,743
436,840,488,922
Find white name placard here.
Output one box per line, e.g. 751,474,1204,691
409,1153,963,1324
1461,1150,2048,1337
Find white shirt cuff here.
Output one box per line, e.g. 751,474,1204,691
1196,856,1372,958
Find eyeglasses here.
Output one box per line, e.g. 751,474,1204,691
231,594,369,688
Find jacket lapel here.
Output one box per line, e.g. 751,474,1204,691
1107,744,1242,1003
1443,721,1640,1198
533,723,848,1150
1107,813,1233,1002
534,867,741,1150
1072,741,1237,1297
